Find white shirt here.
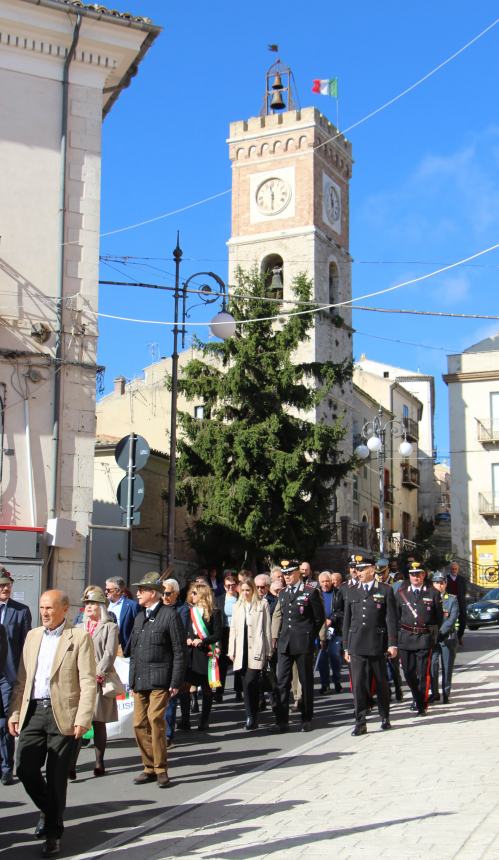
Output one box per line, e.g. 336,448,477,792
32,621,65,700
109,595,125,627
362,581,375,592
0,602,7,624
145,601,160,618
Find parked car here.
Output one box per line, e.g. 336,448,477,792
466,588,499,629
435,511,451,524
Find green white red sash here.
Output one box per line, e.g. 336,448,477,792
190,606,221,689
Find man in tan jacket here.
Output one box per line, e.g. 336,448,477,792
8,590,96,858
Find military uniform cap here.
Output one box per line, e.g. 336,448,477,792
280,559,299,574
82,587,107,604
431,569,447,582
375,557,389,571
0,566,13,585
408,561,426,574
351,553,375,569
132,571,164,591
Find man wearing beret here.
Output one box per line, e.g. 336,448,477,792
0,565,32,785
271,559,325,732
343,554,398,735
395,561,443,715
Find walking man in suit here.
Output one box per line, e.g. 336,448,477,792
343,554,398,735
272,559,325,733
104,576,139,656
8,589,96,857
0,565,32,785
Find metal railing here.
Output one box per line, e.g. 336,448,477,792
401,464,420,488
476,419,499,444
478,492,499,515
402,416,419,441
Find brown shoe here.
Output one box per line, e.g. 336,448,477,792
157,773,170,788
133,772,156,785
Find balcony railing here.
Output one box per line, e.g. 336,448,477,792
476,419,499,444
402,416,419,441
401,464,420,488
478,492,499,516
384,486,394,505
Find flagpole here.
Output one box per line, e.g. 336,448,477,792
336,96,339,131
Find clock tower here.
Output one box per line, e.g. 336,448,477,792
227,85,354,521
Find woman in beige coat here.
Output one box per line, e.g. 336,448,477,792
228,578,272,730
70,588,121,777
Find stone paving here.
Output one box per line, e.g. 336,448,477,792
76,645,499,860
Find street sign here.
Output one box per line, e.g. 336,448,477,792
115,434,150,472
117,474,145,512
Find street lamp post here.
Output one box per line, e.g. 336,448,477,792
355,406,413,556
165,235,236,567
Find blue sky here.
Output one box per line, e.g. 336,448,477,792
98,1,499,459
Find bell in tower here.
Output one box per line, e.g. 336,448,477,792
263,59,298,115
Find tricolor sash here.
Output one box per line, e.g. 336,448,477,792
190,606,221,689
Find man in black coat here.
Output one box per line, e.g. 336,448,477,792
129,572,187,788
395,561,443,715
446,560,467,644
271,559,325,733
343,554,398,735
0,566,32,785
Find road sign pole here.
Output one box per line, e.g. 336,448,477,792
126,433,137,586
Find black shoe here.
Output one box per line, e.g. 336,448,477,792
1,770,14,786
245,716,258,730
68,769,77,781
319,685,330,695
428,693,440,703
409,702,418,712
395,689,404,702
301,721,312,732
351,724,367,736
334,682,343,694
235,692,243,702
443,694,450,704
273,723,289,733
380,719,392,731
41,838,60,857
177,720,191,731
417,708,428,717
197,720,209,731
35,814,46,839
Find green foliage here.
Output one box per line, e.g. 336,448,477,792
175,268,354,567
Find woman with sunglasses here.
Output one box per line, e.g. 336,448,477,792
178,582,222,731
228,577,272,730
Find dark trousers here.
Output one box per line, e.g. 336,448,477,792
400,647,432,710
386,654,403,695
0,677,14,772
16,701,77,839
276,650,314,724
219,627,230,692
349,654,390,725
431,638,457,698
241,668,260,720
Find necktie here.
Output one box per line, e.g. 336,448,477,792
413,589,420,596
146,609,152,619
364,585,369,593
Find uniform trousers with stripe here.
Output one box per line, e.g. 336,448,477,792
349,654,390,725
276,651,314,723
399,648,432,710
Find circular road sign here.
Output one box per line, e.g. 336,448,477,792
117,474,145,512
115,434,150,471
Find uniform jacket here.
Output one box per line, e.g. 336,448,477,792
129,602,187,692
438,592,459,640
8,621,97,735
1,598,32,686
395,583,444,651
110,596,139,657
228,599,272,671
185,606,223,677
272,582,325,656
343,581,398,656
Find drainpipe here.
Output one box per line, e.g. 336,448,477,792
47,13,82,587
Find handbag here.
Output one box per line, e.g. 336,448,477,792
101,670,125,698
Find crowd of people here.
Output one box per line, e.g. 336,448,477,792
0,554,469,857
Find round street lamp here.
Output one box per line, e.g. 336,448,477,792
354,407,414,555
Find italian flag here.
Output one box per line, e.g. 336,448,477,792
312,78,338,97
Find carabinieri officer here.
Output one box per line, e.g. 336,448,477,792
343,553,398,735
395,560,443,715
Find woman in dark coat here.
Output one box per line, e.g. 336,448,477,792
178,582,222,731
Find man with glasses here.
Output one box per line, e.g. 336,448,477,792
215,571,240,703
0,566,31,785
104,577,138,657
272,559,325,733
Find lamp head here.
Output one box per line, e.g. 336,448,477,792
367,434,382,453
209,311,236,340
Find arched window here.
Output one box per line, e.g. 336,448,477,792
261,254,284,299
329,261,339,306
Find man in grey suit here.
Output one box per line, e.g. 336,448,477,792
0,566,32,785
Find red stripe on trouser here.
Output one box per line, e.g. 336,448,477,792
424,649,432,705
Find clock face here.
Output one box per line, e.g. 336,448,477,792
326,184,341,222
323,174,342,230
255,177,291,215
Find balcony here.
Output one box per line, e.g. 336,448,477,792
478,492,499,517
384,486,394,505
401,464,420,489
476,419,499,444
402,416,419,441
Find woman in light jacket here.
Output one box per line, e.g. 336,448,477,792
70,587,121,777
228,577,272,730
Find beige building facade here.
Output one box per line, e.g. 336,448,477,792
0,0,159,606
444,335,499,584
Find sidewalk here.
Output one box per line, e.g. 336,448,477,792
77,645,499,860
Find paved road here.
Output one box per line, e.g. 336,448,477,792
3,627,498,858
